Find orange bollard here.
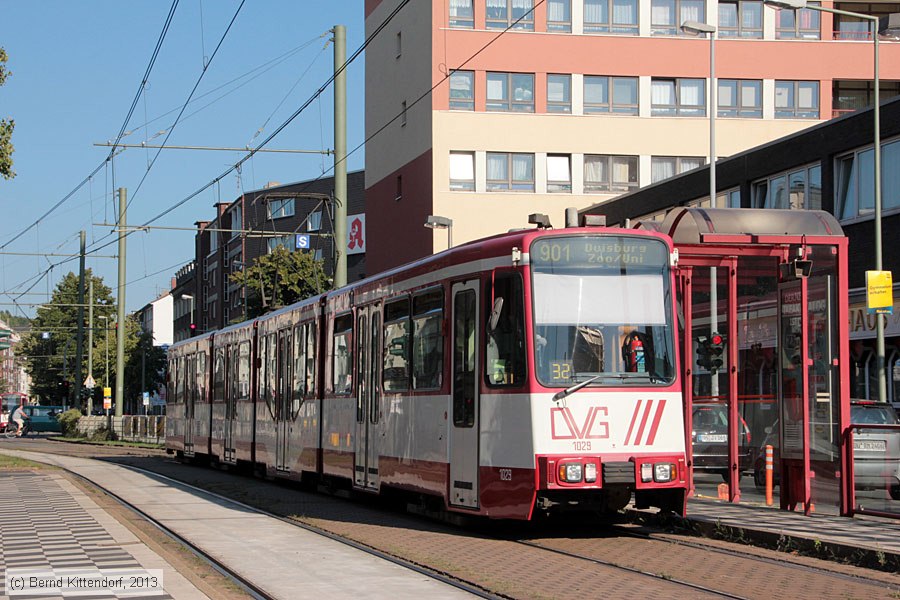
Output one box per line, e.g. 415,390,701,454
718,483,729,500
765,445,774,506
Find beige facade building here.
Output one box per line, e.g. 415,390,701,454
363,0,900,274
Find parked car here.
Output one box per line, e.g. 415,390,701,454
22,405,64,434
753,401,900,501
691,402,753,481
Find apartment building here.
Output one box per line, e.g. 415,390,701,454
363,0,900,274
176,171,366,338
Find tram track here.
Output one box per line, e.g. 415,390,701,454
6,440,900,599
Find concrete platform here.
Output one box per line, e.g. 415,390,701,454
0,450,475,599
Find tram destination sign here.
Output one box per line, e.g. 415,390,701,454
531,236,666,268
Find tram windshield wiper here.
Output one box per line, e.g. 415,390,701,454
552,372,666,401
552,373,608,401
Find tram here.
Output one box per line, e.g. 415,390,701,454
166,218,688,519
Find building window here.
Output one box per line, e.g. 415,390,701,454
267,235,293,254
651,0,705,35
268,198,295,219
547,74,572,113
775,80,819,119
449,0,474,28
833,80,900,117
449,71,475,110
487,72,534,112
775,3,820,39
547,0,572,31
229,205,242,239
752,164,822,210
487,152,535,191
836,138,900,220
450,151,475,191
726,188,741,208
651,78,706,116
718,79,762,118
584,0,639,34
651,156,705,183
547,154,572,193
718,0,762,38
584,76,639,114
308,211,322,231
487,0,535,30
834,3,900,40
584,154,638,192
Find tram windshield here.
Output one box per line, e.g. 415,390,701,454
531,235,676,387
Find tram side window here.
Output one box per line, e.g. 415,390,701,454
238,342,250,400
168,359,177,405
305,322,317,396
485,274,526,386
383,298,411,392
333,314,353,394
213,349,225,403
198,351,207,404
267,334,277,408
413,289,444,390
293,324,305,411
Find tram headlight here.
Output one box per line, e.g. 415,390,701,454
654,463,676,483
558,462,583,483
584,463,597,483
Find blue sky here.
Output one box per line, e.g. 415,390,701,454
0,1,366,315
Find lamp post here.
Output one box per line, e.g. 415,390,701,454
681,20,717,207
765,1,900,403
424,215,453,250
181,294,195,338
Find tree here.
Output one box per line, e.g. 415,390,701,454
230,246,330,319
18,271,116,406
0,310,30,328
0,47,14,180
123,321,167,413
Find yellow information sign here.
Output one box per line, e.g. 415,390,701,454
103,386,112,410
866,270,893,315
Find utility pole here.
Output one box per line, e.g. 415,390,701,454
333,24,347,288
74,230,86,410
87,278,94,415
115,188,127,419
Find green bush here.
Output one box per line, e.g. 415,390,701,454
89,427,118,442
56,408,82,437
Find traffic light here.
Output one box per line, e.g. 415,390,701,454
709,332,726,373
189,323,197,333
696,337,712,371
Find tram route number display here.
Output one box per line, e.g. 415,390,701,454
531,237,666,268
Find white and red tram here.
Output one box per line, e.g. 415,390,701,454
167,222,688,519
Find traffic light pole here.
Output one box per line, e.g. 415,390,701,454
74,230,86,410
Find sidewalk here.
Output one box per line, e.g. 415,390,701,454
0,470,208,599
0,450,476,599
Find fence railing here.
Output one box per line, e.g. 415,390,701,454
75,415,166,445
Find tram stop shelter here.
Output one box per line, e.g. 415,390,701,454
644,207,860,516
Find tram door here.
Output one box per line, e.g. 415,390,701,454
275,329,292,472
223,345,237,464
184,355,195,456
450,281,480,508
354,304,381,491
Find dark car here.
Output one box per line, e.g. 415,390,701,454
691,403,752,481
22,405,64,434
753,401,900,500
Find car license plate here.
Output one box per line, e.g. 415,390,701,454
699,434,727,443
854,439,886,452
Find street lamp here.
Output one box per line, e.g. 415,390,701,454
424,215,453,250
681,20,717,207
764,0,900,402
181,294,195,337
